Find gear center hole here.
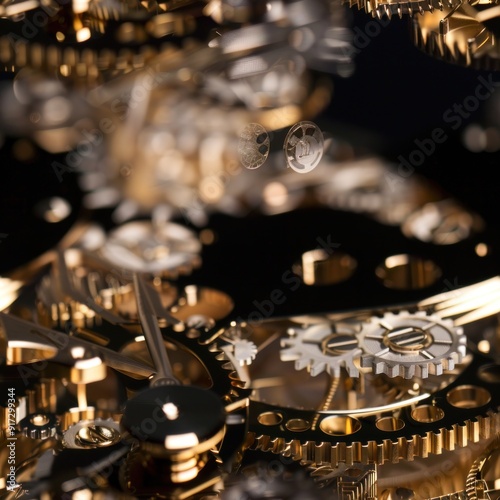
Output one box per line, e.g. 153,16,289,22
321,333,358,356
382,326,433,354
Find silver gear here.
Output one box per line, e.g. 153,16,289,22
221,338,258,368
358,310,467,379
98,219,202,278
19,413,59,440
280,322,362,378
232,339,258,366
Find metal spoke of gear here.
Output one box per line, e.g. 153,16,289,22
358,310,467,379
280,322,363,378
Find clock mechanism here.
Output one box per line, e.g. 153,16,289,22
1,0,500,499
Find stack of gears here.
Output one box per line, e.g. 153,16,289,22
1,0,500,499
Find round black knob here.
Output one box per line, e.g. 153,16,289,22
121,385,226,454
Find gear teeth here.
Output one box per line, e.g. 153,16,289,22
372,360,386,375
419,363,430,378
347,0,456,19
405,364,417,378
465,435,500,497
279,344,296,359
411,4,500,70
19,412,59,440
247,404,500,469
358,310,466,379
212,342,249,397
232,339,258,366
340,359,360,378
310,360,327,377
280,324,362,378
296,357,313,371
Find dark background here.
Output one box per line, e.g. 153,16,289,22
322,8,500,224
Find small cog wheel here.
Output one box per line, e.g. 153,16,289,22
280,323,362,378
232,339,258,366
19,412,59,440
358,310,467,379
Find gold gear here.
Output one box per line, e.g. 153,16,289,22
344,0,455,19
0,1,199,82
412,1,500,69
243,307,500,468
462,433,500,498
247,393,500,469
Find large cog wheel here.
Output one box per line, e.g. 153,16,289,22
358,310,467,379
280,323,362,378
246,349,500,469
412,2,500,70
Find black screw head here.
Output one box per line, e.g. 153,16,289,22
121,385,226,450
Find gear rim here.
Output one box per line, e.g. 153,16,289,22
246,350,500,468
280,322,362,378
358,310,467,379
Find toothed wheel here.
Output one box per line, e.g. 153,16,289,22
344,0,455,19
358,311,467,379
232,339,258,366
280,323,362,378
412,3,500,70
